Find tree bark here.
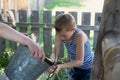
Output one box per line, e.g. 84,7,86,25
91,0,120,80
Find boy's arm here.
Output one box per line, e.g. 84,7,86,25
50,35,61,62
57,32,87,69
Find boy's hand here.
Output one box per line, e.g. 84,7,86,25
46,65,56,73
46,65,61,74
53,65,61,74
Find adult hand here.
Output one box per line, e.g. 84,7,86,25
50,53,56,62
27,40,45,61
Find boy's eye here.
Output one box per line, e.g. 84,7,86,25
62,35,67,37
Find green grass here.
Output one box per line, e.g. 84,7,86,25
45,0,82,10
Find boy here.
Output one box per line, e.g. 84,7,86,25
49,13,94,80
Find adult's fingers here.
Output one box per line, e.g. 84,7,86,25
40,49,45,61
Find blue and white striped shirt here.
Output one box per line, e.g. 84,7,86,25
63,28,94,69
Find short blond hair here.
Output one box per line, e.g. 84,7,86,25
54,13,76,33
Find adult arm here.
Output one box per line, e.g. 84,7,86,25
0,22,45,61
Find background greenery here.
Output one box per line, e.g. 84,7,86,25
44,0,82,10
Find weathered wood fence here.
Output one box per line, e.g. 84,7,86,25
0,10,101,58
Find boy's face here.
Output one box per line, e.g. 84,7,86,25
57,29,75,41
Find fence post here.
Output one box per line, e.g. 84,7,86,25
43,11,52,56
30,10,40,43
0,13,6,55
19,10,27,32
81,12,91,38
69,12,78,24
93,13,101,49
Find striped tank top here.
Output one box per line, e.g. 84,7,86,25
63,28,94,69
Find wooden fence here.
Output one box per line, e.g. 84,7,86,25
0,10,102,58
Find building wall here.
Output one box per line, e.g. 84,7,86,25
30,0,54,10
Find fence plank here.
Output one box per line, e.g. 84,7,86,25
93,13,101,49
43,11,52,55
0,13,5,55
31,10,39,42
0,37,5,55
0,11,4,21
81,12,91,38
19,10,27,32
69,12,78,24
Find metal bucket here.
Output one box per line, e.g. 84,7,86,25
5,45,53,80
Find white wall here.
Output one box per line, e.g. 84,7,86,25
30,0,45,10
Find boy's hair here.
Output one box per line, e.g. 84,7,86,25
54,13,76,33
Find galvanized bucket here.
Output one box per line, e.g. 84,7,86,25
5,45,53,80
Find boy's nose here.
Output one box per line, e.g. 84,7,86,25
61,37,64,40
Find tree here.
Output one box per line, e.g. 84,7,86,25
91,0,120,80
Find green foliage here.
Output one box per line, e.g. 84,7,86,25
0,46,15,75
0,45,15,68
45,0,82,10
0,53,9,68
37,68,68,80
0,68,4,75
54,69,68,80
39,11,44,23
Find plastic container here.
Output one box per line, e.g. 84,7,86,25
5,45,53,80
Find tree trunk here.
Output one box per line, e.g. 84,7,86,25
91,0,120,80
